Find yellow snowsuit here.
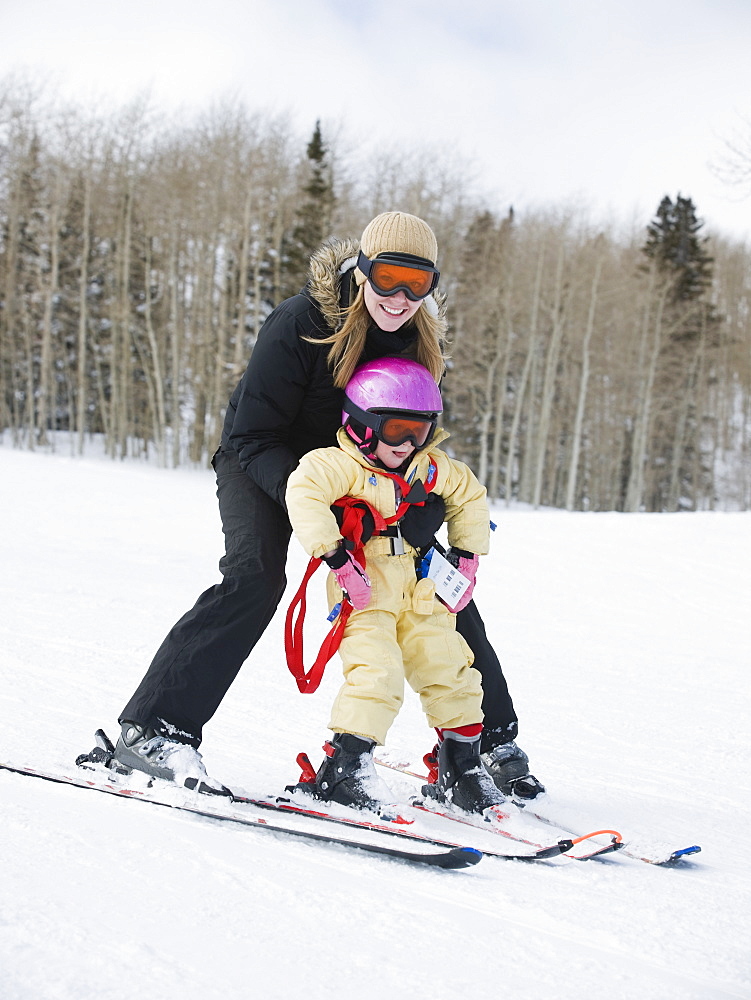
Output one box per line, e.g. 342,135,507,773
285,428,490,745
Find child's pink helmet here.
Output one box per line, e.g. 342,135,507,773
342,357,442,456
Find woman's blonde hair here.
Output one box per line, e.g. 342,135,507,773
317,288,448,389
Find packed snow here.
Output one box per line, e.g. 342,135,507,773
1,442,750,1000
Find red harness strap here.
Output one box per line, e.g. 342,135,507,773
333,495,388,563
284,459,438,694
284,554,352,694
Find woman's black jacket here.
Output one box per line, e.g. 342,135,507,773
219,249,420,509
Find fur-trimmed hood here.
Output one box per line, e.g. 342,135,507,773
306,237,447,333
307,238,361,332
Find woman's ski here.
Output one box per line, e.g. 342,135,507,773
0,759,481,870
374,748,700,865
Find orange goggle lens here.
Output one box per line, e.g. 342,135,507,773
379,416,435,447
369,260,435,299
358,251,439,301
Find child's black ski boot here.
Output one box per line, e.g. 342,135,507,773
422,733,507,814
313,733,393,812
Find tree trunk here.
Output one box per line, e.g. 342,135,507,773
565,257,602,510
624,279,668,512
505,246,544,505
143,237,167,464
37,194,62,446
532,246,567,508
76,173,92,454
488,289,513,500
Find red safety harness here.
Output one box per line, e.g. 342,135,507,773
284,459,438,693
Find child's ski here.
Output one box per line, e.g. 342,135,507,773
409,797,623,861
374,748,699,865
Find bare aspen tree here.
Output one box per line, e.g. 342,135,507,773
711,113,751,198
532,242,569,508
565,252,602,510
74,170,92,454
168,228,183,468
232,188,254,376
36,169,64,447
486,277,513,499
504,243,545,505
447,210,512,483
625,270,669,511
141,236,168,463
0,137,23,435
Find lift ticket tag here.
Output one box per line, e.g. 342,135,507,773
426,548,471,611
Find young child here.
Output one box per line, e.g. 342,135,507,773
285,356,505,815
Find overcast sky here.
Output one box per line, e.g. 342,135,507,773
2,0,750,241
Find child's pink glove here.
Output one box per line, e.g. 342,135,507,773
446,547,479,613
322,546,371,610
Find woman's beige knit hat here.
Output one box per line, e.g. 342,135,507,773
354,211,438,285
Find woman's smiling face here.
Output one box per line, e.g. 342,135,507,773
363,281,422,332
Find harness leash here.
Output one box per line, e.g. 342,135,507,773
284,459,437,694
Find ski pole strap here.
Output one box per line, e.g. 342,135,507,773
284,556,354,694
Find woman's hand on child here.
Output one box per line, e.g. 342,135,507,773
322,545,372,610
399,494,446,550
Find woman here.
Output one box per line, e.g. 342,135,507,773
109,211,543,799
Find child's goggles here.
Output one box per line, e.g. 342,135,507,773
378,413,436,447
347,400,438,448
357,250,440,301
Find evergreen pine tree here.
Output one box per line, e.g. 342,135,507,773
278,121,335,301
642,194,713,307
635,194,717,510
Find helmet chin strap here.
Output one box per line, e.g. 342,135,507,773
345,420,379,460
346,422,431,467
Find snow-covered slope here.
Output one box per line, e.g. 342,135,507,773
1,446,749,1000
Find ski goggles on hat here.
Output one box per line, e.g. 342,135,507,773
347,400,438,448
357,250,440,301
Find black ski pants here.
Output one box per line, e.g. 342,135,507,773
120,449,518,750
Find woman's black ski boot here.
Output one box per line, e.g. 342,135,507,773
422,732,507,814
481,740,546,799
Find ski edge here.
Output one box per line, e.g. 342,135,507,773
79,728,577,863
0,759,478,870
